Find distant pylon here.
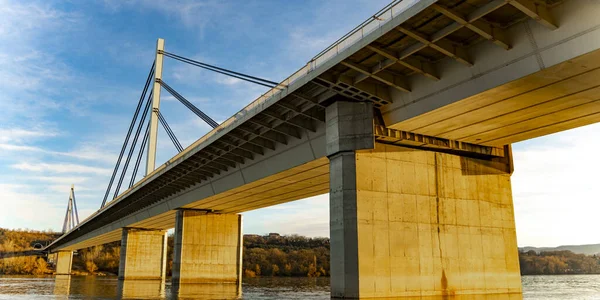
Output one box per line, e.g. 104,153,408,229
61,184,80,233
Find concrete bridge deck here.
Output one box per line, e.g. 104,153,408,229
44,0,600,297
48,0,600,252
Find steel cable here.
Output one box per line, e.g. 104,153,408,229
162,51,281,89
129,121,150,188
102,61,155,208
159,80,219,128
112,90,153,200
158,111,183,152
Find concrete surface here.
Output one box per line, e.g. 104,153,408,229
118,228,168,280
171,210,243,284
55,251,73,275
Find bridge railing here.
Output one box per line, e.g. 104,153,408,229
99,0,421,213
218,0,419,129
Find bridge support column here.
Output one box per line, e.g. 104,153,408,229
118,228,168,280
55,251,73,275
172,210,243,285
326,100,521,298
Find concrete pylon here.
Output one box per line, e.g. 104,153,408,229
61,185,79,233
326,99,521,298
146,38,164,175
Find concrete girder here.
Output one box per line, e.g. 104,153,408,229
189,157,232,171
167,170,202,186
431,3,511,50
289,92,327,109
229,130,276,151
507,0,557,30
316,73,392,106
366,44,439,80
396,26,472,66
218,137,264,156
246,118,302,139
209,143,253,161
202,147,244,166
186,168,215,182
340,60,410,93
236,124,288,145
390,0,509,67
274,101,325,122
262,109,316,132
374,125,505,158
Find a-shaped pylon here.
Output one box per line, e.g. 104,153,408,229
61,184,80,233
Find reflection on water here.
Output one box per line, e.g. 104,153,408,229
172,282,241,299
118,279,165,299
0,275,599,299
53,275,71,298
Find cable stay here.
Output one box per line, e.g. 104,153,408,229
112,90,153,200
158,111,183,152
161,51,282,89
129,122,150,189
159,80,219,128
101,61,155,208
99,43,282,210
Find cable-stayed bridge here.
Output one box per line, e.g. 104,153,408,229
43,0,600,298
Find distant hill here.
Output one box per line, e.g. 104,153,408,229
520,244,600,256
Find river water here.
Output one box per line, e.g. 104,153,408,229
0,275,598,299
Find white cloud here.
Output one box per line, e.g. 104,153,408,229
0,142,116,164
11,162,111,175
0,183,94,231
0,128,58,143
216,76,243,86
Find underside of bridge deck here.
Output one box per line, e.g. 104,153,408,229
47,0,600,297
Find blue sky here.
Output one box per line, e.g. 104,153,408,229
1,0,599,248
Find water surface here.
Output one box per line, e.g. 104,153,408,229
0,275,598,299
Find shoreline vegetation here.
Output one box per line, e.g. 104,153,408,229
1,228,600,276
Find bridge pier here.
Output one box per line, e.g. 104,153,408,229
118,228,168,280
55,251,73,275
326,100,521,298
171,209,243,285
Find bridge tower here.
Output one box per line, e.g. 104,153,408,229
61,184,79,233
146,38,164,175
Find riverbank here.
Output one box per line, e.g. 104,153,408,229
3,228,600,277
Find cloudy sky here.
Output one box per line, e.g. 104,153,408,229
0,0,598,248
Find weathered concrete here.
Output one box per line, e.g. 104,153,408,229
327,101,520,298
330,144,521,298
55,251,73,275
172,210,243,284
47,0,600,258
118,228,168,280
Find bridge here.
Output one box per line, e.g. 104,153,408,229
44,0,600,298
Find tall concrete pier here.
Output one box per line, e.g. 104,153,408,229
118,228,168,280
172,210,243,285
327,99,519,298
46,0,600,298
55,251,73,275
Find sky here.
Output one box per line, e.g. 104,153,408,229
0,0,598,248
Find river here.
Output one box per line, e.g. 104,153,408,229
0,275,598,299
